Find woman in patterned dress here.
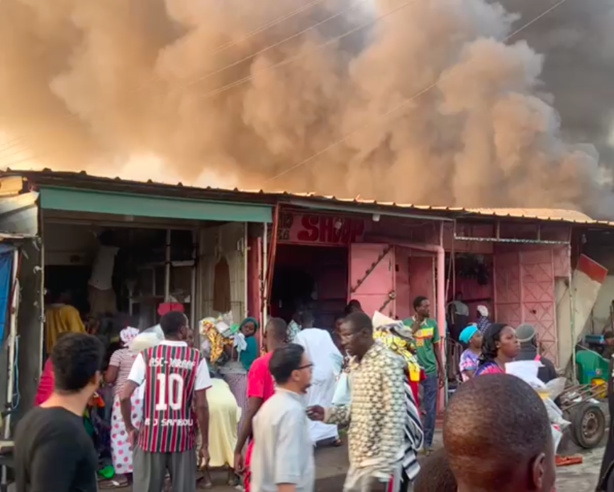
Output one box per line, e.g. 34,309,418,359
474,323,519,377
458,325,483,381
101,327,142,489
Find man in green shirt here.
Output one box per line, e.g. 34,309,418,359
403,296,444,452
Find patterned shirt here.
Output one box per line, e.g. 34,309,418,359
459,349,480,382
109,348,138,396
325,342,405,479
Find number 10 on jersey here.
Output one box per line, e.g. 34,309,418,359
155,373,184,411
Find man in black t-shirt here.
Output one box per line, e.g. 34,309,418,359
15,333,104,492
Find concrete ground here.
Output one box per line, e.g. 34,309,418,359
105,433,606,491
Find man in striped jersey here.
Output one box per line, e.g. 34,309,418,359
120,311,212,492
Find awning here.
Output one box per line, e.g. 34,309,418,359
39,186,272,223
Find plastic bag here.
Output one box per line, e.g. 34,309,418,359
551,424,563,451
543,397,570,431
129,324,164,352
332,372,351,406
545,377,567,401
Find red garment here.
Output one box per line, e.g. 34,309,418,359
34,359,54,406
243,352,275,492
157,302,185,316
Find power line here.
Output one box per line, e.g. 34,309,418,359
197,0,421,101
182,0,371,90
264,0,571,184
0,0,330,152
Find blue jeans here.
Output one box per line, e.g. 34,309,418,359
421,373,438,448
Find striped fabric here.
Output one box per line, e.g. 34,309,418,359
390,372,424,492
138,344,200,453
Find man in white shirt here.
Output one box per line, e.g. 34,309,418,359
294,311,342,445
251,344,315,492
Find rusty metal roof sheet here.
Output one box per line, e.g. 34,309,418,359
5,168,614,227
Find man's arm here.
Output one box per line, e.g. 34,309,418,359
121,352,145,438
120,381,139,432
432,323,445,385
194,358,212,462
307,404,350,426
277,484,297,492
234,359,268,472
235,397,263,452
372,357,405,481
195,389,209,464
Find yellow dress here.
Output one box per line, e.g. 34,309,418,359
45,304,86,354
208,378,242,468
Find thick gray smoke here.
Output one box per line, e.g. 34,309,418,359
1,0,613,215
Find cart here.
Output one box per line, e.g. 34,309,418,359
558,381,607,449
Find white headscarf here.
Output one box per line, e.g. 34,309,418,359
120,327,139,346
477,305,489,317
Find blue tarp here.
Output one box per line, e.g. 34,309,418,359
0,244,14,342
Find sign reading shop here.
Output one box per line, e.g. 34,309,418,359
277,212,365,245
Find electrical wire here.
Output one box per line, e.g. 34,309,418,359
197,0,421,101
264,0,572,184
181,0,371,89
0,0,330,155
0,0,419,166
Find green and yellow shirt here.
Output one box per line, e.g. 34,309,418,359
402,317,439,375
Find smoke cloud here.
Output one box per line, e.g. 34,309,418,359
1,0,613,215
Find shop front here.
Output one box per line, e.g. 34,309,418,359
0,172,273,418
269,208,448,331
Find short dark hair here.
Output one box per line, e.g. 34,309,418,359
268,344,305,384
51,333,104,393
413,296,428,310
605,331,614,340
160,311,187,337
344,311,373,334
414,449,456,492
266,317,288,342
444,374,550,489
344,299,362,315
300,310,315,326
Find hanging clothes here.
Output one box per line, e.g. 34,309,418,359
0,244,14,342
213,256,231,314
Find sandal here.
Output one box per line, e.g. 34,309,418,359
99,478,129,489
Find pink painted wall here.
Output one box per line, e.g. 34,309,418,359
349,244,396,318
493,245,561,362
452,265,494,321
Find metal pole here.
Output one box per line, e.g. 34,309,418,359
190,230,197,328
569,244,577,383
262,223,269,339
164,229,171,302
2,248,20,490
243,223,248,319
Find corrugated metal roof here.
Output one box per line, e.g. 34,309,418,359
5,168,614,227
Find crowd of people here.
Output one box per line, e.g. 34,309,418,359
11,292,614,492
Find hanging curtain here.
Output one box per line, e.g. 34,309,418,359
0,244,15,342
213,256,231,314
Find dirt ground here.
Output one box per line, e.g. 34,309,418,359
102,431,606,491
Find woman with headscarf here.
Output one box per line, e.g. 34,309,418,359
458,324,483,381
219,317,259,433
474,323,519,376
102,326,141,488
476,305,491,333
